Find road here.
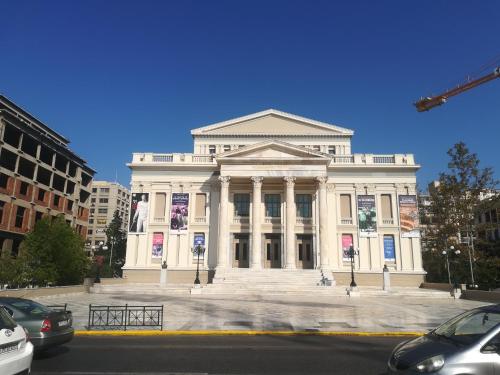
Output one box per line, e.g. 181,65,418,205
31,335,409,374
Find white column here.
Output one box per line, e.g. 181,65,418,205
284,177,296,269
217,176,230,269
251,176,263,269
317,176,329,268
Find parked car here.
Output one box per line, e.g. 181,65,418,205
387,304,500,374
0,305,33,375
0,297,73,351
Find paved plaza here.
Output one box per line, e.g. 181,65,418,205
35,291,488,332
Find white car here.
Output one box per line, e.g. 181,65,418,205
0,306,33,375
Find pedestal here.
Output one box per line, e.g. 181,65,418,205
383,270,391,291
160,268,168,286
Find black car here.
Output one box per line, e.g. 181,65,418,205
0,297,74,351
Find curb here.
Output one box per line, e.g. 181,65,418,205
75,330,424,337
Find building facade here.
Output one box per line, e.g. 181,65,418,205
0,95,95,255
87,181,130,248
124,110,424,286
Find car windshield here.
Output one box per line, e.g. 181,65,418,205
10,299,52,316
433,309,500,345
0,307,17,330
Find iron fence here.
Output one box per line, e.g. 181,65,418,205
87,304,164,330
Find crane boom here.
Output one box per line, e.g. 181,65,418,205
415,67,500,112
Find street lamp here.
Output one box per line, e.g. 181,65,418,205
192,244,205,286
442,245,461,290
91,241,107,283
348,246,359,289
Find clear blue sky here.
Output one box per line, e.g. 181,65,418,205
1,0,499,189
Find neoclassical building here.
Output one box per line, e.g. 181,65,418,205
123,110,424,286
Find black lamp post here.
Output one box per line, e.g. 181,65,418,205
348,245,359,288
193,244,205,285
442,245,461,290
91,241,108,283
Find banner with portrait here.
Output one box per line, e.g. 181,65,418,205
170,193,189,232
342,234,353,261
399,195,420,238
152,232,164,258
193,233,205,259
357,195,377,237
129,193,149,233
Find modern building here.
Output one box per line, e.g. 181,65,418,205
476,195,500,242
0,95,95,255
124,109,424,286
88,181,130,247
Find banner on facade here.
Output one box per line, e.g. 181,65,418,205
152,232,164,258
193,233,205,259
129,193,149,233
170,193,189,232
342,234,353,261
383,235,396,262
399,195,420,238
357,195,377,237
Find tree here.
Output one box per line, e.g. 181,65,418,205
104,210,127,277
20,216,90,285
423,142,498,289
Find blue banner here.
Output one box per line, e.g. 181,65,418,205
383,235,395,261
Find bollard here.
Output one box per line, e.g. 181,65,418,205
383,264,391,291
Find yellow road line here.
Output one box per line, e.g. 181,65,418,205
75,330,424,337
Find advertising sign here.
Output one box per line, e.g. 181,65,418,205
342,234,354,261
383,235,396,262
399,195,420,238
129,193,149,233
193,233,205,258
357,195,377,237
152,232,163,258
170,193,189,232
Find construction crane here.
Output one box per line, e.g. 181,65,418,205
415,67,500,112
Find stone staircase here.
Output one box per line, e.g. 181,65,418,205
90,283,192,296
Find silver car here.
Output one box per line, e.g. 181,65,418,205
388,304,500,374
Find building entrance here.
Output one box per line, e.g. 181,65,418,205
296,235,313,269
264,235,281,268
232,234,249,268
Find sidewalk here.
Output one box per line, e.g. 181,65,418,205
34,291,488,333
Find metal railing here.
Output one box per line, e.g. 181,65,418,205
87,304,164,331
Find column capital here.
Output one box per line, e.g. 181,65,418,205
283,176,296,187
251,176,264,187
316,176,328,187
218,176,231,187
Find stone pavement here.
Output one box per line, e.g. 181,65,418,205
34,291,489,332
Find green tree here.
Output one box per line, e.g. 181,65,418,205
104,210,127,277
21,216,90,285
423,142,498,289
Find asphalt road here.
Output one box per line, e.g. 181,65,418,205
30,335,410,375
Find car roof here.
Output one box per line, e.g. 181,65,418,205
0,297,31,303
476,304,500,313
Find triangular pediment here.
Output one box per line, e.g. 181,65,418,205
191,109,353,136
217,140,331,161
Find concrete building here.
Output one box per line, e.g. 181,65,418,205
124,109,424,287
0,95,95,255
88,181,130,247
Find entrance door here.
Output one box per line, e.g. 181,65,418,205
264,236,281,268
232,235,249,268
297,236,313,269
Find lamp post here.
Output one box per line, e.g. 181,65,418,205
92,241,108,283
348,245,359,289
193,244,205,286
442,245,461,289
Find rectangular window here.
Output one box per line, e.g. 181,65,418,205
208,145,216,154
195,193,207,218
98,208,108,214
0,201,4,224
15,206,25,228
92,188,97,193
53,195,60,207
265,194,281,217
383,235,396,262
0,173,8,189
223,145,231,152
313,145,321,151
38,188,45,201
381,194,393,219
328,146,336,155
91,198,96,203
67,200,73,211
154,192,166,218
233,193,250,217
19,181,29,196
340,194,352,218
87,229,93,235
99,198,108,204
296,194,312,218
100,188,109,193
35,211,43,223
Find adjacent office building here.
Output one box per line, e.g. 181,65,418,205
0,95,95,255
88,181,130,247
124,109,424,286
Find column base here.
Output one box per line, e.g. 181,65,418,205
250,264,261,270
284,264,296,270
